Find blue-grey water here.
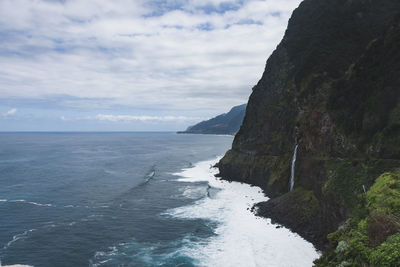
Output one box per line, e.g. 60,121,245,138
0,132,233,267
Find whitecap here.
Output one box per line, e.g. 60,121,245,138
9,200,52,207
26,202,52,207
0,263,34,267
104,169,118,175
179,186,208,199
4,229,36,249
166,157,320,267
89,240,188,266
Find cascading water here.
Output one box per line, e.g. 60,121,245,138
289,144,298,192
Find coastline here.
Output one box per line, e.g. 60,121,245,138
168,157,319,266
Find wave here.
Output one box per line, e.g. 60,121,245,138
138,165,156,186
7,200,53,207
3,229,36,250
1,201,101,209
179,186,208,199
165,157,320,267
89,237,198,267
0,263,34,267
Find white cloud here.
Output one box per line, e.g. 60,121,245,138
94,114,204,122
59,113,205,122
0,0,302,115
3,108,17,117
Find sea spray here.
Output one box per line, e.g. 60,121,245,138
166,157,319,267
0,261,34,267
289,145,298,192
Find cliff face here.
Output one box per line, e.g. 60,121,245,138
179,104,246,135
218,0,400,250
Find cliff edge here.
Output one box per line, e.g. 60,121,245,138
218,0,400,257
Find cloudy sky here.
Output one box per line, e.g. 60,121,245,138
0,0,302,131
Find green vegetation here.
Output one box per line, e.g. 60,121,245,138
322,159,400,214
219,149,291,194
370,233,400,266
288,187,321,221
315,170,400,266
366,172,400,217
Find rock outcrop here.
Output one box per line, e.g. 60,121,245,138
218,0,400,252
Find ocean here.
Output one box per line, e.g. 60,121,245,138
0,132,318,267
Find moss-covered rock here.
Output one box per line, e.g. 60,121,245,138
322,159,400,217
218,149,291,197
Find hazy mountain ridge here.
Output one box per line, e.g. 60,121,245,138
217,0,400,265
179,104,246,135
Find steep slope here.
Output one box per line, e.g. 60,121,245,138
314,16,400,267
179,104,246,135
218,0,400,250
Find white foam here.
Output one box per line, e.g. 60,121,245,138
0,264,34,267
0,260,33,267
179,186,208,199
167,157,320,267
4,229,36,249
9,200,52,207
26,202,52,207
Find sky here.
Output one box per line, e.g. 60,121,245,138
0,0,302,131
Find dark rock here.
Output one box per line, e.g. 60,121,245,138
256,187,326,250
219,0,400,250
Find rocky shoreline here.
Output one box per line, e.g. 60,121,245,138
253,190,326,251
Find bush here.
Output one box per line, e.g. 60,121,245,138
366,171,400,216
367,210,400,247
344,221,371,265
370,233,400,267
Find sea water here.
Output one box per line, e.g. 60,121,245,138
0,132,318,267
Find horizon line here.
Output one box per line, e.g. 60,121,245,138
0,130,177,133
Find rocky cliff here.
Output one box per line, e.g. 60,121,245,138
179,104,246,135
218,0,400,258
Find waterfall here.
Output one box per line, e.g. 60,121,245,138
289,144,298,192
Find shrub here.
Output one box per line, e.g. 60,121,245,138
367,210,400,247
366,171,400,216
370,233,400,267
